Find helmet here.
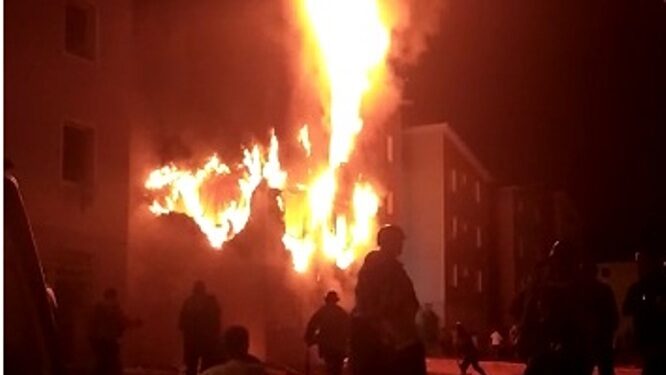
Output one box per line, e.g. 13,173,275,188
324,290,340,303
377,224,405,247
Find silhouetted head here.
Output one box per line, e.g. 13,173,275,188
324,290,340,305
103,288,118,302
455,321,467,335
377,224,405,257
193,280,206,295
224,325,250,359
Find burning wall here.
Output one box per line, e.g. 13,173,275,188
128,0,444,369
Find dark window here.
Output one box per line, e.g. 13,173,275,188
65,2,96,59
62,124,94,184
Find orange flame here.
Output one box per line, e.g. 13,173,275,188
145,0,390,272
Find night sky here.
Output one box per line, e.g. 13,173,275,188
406,0,666,260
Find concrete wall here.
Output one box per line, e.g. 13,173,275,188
441,131,492,333
5,0,133,368
402,123,493,334
402,127,446,319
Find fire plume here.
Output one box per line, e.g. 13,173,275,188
145,0,390,272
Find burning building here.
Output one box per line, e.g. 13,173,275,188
127,0,423,370
6,0,443,370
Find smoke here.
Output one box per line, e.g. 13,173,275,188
385,0,446,65
363,0,446,129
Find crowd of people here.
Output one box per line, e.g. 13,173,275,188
85,225,665,375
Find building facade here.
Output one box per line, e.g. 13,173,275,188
493,186,581,326
5,0,134,368
402,123,494,334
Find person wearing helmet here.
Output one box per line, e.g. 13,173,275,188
304,290,350,375
519,240,589,375
350,225,425,375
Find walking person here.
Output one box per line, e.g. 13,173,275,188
489,329,503,360
304,290,350,375
623,246,665,375
350,225,426,375
455,322,487,375
89,288,141,375
180,281,221,375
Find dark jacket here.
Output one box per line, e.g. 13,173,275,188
179,293,221,343
305,304,350,357
354,250,420,348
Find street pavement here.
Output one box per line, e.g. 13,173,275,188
427,358,642,375
124,359,643,375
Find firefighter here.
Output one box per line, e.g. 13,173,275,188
623,246,666,375
179,281,221,375
304,290,350,375
89,288,141,375
519,240,588,375
350,225,425,375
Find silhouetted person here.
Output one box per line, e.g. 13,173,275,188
418,303,440,354
89,288,140,375
508,324,519,359
510,261,547,361
350,225,425,375
623,248,666,375
201,325,265,375
305,290,350,375
454,322,487,375
490,329,503,360
579,262,619,375
180,281,221,375
519,240,588,375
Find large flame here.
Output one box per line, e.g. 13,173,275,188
145,0,389,272
303,0,390,168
